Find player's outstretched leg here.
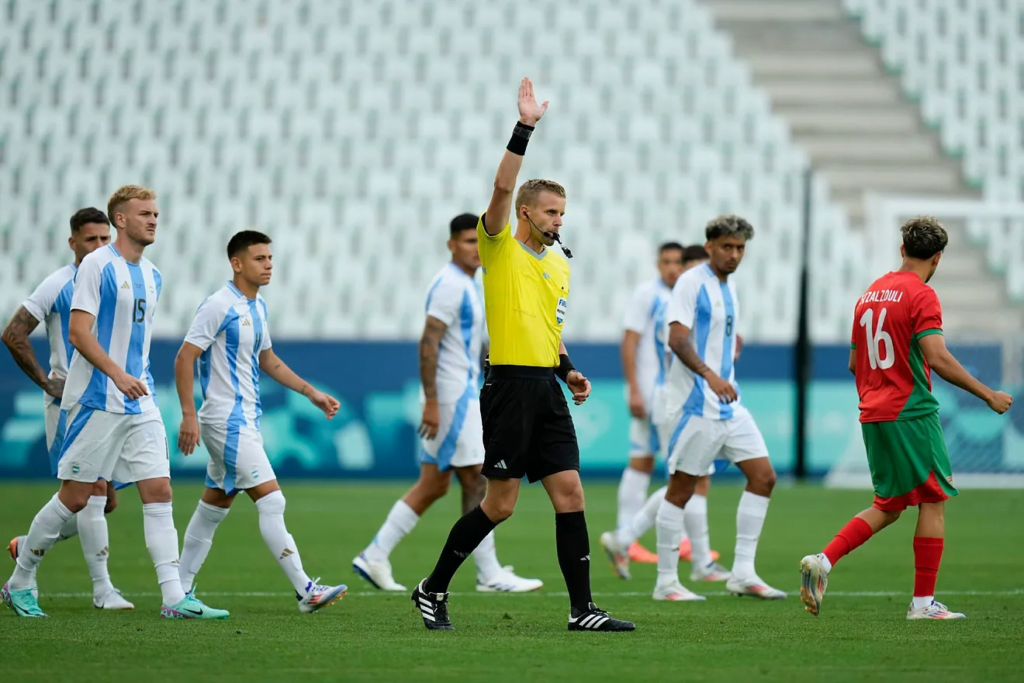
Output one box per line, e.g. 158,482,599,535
355,465,450,592
3,485,96,617
799,507,895,615
253,488,346,613
354,499,419,592
454,468,542,593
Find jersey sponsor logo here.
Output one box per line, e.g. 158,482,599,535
120,281,130,290
556,297,567,324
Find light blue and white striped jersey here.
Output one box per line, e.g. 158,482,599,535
22,264,77,406
623,278,673,406
663,263,741,420
424,263,485,404
184,282,272,429
62,245,162,414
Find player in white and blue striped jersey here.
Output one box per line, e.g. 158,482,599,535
353,214,542,594
3,186,227,620
601,244,725,586
652,215,785,602
3,208,132,610
174,230,347,614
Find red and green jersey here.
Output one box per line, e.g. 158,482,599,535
851,271,943,423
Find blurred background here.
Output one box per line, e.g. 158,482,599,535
1,0,1022,487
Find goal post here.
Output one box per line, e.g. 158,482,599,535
825,193,1024,489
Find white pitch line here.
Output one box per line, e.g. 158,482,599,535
42,589,1024,599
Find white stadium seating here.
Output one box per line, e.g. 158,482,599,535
4,0,1019,342
844,0,1024,304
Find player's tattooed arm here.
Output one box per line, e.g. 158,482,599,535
1,306,55,395
419,317,448,401
669,322,737,403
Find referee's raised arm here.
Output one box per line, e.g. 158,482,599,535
483,78,548,236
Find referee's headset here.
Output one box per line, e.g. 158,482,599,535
524,210,573,259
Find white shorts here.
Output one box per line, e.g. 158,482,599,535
420,398,484,471
56,405,169,484
201,422,277,495
665,408,769,476
628,416,661,457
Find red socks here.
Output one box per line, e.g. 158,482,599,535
823,516,874,567
913,536,944,598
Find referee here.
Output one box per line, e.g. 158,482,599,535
411,78,635,632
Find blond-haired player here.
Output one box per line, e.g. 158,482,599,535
2,186,228,619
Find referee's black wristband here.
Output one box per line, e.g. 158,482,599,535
506,121,534,156
556,353,575,383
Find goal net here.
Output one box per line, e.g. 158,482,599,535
825,194,1024,489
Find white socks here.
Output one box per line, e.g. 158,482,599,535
178,500,231,593
683,494,711,568
472,530,503,581
58,513,80,540
655,499,686,584
617,485,667,548
616,467,651,533
912,596,934,610
143,502,186,606
255,491,311,594
78,495,114,596
733,491,771,579
364,500,420,563
9,494,72,590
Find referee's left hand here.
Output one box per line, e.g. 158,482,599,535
566,371,591,405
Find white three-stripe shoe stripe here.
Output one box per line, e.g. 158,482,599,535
577,614,609,629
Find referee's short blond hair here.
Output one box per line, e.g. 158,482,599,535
107,185,157,229
515,179,566,214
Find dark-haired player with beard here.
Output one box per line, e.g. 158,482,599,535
4,207,131,610
410,78,634,632
799,217,1012,620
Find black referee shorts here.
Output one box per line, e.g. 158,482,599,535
479,365,580,483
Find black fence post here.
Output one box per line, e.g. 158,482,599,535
794,167,815,481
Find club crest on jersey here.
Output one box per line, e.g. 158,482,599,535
556,297,568,324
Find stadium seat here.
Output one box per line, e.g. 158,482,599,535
844,0,1024,303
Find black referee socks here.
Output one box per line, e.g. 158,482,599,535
424,506,497,594
555,511,594,612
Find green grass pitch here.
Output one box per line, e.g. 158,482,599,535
1,481,1022,682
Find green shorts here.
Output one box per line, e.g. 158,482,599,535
861,412,958,511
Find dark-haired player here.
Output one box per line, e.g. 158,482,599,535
174,230,348,613
4,208,132,610
799,217,1012,620
353,215,542,594
653,216,786,602
609,243,723,567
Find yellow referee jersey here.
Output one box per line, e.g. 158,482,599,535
477,213,570,367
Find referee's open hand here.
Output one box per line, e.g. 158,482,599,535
566,371,591,405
